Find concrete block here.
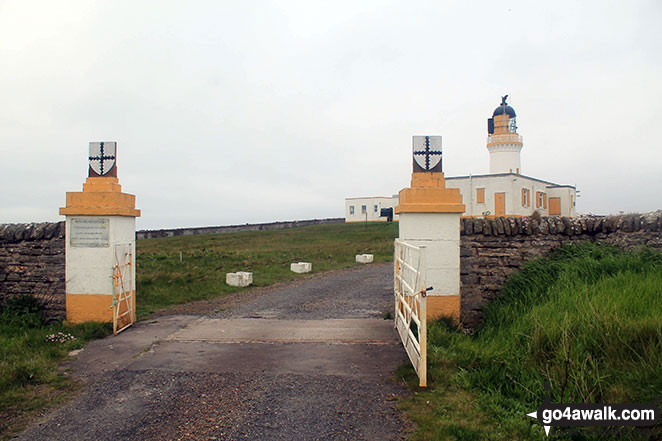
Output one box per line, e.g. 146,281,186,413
290,262,312,273
226,271,253,287
355,254,374,263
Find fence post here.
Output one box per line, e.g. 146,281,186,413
393,242,399,329
418,246,427,387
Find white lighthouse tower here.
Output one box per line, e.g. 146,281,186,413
487,95,522,174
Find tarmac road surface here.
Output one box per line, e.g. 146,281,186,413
16,262,410,441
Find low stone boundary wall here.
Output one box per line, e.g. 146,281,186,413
459,212,662,328
136,218,345,239
0,222,66,320
5,212,660,326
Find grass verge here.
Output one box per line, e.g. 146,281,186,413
0,295,111,440
136,221,398,317
397,242,662,440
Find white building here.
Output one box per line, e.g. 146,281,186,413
345,196,399,222
445,173,576,217
345,96,577,220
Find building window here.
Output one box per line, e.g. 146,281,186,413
521,189,524,206
536,192,545,209
361,205,367,214
476,188,485,204
522,188,530,207
374,204,378,213
349,206,354,215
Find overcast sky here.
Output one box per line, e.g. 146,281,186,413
1,1,660,229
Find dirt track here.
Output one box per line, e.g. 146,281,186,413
17,263,410,441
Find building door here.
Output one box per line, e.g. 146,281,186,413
494,192,505,216
549,197,561,215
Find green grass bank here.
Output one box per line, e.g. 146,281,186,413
0,295,111,439
398,242,662,440
136,221,398,317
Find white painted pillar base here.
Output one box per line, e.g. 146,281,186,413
398,212,460,297
64,215,136,323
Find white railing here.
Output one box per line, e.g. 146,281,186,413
394,239,428,387
487,134,523,144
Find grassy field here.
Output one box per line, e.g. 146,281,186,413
136,221,398,317
397,242,662,440
0,295,111,440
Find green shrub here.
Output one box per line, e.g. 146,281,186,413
0,294,45,328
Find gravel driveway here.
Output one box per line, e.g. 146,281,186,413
17,262,410,441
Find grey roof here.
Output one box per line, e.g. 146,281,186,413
445,172,575,189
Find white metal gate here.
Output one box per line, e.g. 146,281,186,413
112,243,135,335
394,239,428,387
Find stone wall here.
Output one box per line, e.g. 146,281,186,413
460,212,662,328
6,212,660,325
0,222,66,320
136,217,345,239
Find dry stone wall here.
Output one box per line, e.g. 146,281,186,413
4,213,660,326
459,212,662,328
137,217,344,239
0,222,66,320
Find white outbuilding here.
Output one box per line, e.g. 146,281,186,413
345,196,399,223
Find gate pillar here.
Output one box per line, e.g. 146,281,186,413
59,142,140,325
395,136,464,321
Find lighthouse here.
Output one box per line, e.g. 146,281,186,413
487,95,522,174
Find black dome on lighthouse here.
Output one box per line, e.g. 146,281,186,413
493,95,516,117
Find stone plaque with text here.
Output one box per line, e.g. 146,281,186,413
70,217,110,248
